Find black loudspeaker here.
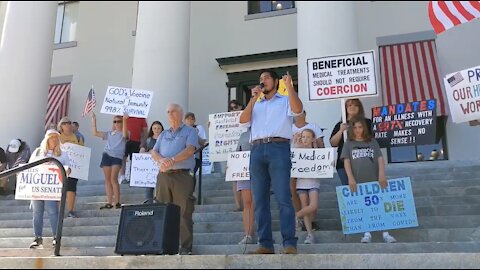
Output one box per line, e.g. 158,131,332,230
115,203,180,255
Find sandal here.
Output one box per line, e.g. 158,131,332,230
115,203,122,209
100,203,113,210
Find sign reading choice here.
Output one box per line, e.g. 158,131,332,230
100,86,154,118
307,51,377,101
336,177,418,235
15,164,68,201
443,65,480,123
209,111,244,162
372,100,437,148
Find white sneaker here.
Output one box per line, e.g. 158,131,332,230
304,233,316,244
360,233,372,243
238,235,255,245
383,234,397,243
295,219,303,232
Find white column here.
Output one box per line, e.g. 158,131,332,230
132,1,191,125
0,1,57,148
297,1,358,146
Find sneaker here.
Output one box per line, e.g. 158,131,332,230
304,233,316,244
115,203,122,209
383,234,397,243
29,237,43,249
67,211,78,218
238,235,255,245
179,249,192,255
295,219,303,232
52,238,57,247
360,233,372,243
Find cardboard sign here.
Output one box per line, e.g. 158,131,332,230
60,143,91,180
208,111,244,162
307,51,377,101
15,164,68,201
372,99,437,147
444,66,480,123
100,86,154,118
129,153,158,188
336,177,418,234
291,148,335,178
225,151,250,181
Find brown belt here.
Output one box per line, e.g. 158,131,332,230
252,137,290,144
164,169,191,174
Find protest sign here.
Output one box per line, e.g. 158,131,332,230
200,146,213,175
130,153,158,188
290,148,335,178
225,151,250,181
307,51,377,101
60,143,91,180
336,177,418,234
444,66,480,123
100,86,154,118
372,99,437,147
209,111,244,162
15,164,68,201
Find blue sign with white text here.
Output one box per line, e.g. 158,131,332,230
336,177,418,234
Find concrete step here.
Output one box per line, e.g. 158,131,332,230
0,246,114,257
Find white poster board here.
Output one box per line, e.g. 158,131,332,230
443,65,480,123
15,164,67,201
200,146,213,175
307,51,377,101
100,86,154,118
208,111,244,162
60,143,91,180
225,151,250,182
130,153,158,188
291,148,335,178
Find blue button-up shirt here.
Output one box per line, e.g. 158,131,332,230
244,93,302,142
152,124,199,170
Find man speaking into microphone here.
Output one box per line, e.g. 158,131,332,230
239,70,303,254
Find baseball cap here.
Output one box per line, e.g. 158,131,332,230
8,139,21,153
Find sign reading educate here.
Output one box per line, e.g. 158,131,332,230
15,164,67,201
60,143,91,181
225,151,250,182
307,51,377,101
372,99,437,147
209,111,244,162
100,86,154,118
336,177,418,235
130,153,158,188
443,65,480,123
290,148,335,178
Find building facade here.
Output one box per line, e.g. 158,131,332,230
0,1,479,180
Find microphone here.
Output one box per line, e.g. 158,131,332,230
259,83,264,89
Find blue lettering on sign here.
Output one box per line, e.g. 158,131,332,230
335,177,418,234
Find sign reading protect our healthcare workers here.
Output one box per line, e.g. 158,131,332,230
101,86,154,118
307,51,377,101
336,177,418,235
15,164,67,201
130,153,158,188
209,111,244,162
443,65,480,123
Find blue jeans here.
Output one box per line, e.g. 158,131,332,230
250,141,297,249
337,168,348,186
145,187,155,201
32,200,59,238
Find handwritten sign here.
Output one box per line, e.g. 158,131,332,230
291,148,335,178
209,111,244,162
307,51,377,101
100,86,154,118
201,146,213,175
444,66,480,123
130,153,158,188
336,177,418,234
225,151,250,182
15,164,67,201
60,143,91,180
372,100,437,148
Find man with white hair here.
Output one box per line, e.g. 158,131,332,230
151,103,199,255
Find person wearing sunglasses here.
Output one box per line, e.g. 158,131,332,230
91,112,129,209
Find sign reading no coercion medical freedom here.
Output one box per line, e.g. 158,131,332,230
101,86,154,118
372,99,437,148
307,51,377,101
336,177,418,235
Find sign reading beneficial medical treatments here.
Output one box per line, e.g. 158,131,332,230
61,143,91,181
307,51,377,101
290,148,335,178
101,86,154,118
209,111,244,162
372,100,437,148
130,153,158,188
225,151,250,182
15,164,67,201
336,177,418,235
444,65,480,123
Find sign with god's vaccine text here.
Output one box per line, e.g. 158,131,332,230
290,148,335,178
15,164,68,201
336,177,418,234
130,153,159,188
60,143,91,180
209,111,244,162
101,86,154,118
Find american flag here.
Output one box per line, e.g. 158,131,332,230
447,72,464,87
82,88,96,117
428,1,480,35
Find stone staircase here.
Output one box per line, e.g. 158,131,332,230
0,160,479,268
